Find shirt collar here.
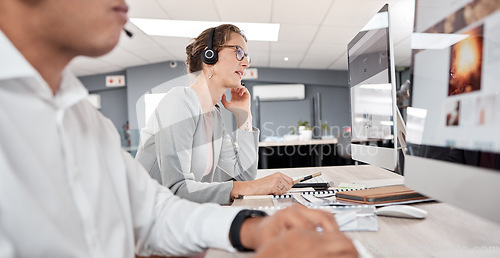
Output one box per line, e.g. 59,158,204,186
0,29,89,109
0,30,39,81
54,68,89,110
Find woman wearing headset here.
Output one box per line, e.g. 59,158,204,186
136,24,293,204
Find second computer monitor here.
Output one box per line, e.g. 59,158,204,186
405,0,500,224
347,4,398,171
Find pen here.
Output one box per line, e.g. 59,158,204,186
292,182,329,190
293,172,322,185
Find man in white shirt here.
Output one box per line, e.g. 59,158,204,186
0,0,357,257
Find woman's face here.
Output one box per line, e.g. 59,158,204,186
211,33,250,88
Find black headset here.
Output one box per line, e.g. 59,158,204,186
202,27,218,65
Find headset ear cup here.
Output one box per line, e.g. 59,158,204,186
202,48,218,65
202,27,218,65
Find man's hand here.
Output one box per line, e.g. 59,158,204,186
255,228,358,258
239,205,343,250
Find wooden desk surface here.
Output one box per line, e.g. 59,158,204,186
207,165,500,258
259,138,338,147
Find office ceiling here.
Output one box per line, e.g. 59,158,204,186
68,0,414,76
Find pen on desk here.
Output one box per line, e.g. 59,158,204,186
293,172,322,185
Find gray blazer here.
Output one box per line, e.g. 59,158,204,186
136,86,259,204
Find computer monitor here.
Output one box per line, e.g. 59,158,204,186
347,4,400,171
406,0,500,224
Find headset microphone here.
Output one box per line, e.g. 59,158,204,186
241,82,245,86
123,29,133,38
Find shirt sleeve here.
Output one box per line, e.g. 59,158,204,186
215,124,260,183
0,222,15,257
121,150,241,257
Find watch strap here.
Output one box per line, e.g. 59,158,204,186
229,209,268,251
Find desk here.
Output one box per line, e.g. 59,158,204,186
259,139,338,169
207,165,500,258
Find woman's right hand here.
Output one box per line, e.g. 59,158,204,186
232,172,294,198
252,172,294,195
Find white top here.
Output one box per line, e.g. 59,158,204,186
0,30,240,257
203,113,214,176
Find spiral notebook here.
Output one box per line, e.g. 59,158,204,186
272,187,366,199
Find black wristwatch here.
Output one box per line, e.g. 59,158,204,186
229,209,268,252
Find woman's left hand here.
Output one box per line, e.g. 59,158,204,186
221,86,251,115
221,86,252,127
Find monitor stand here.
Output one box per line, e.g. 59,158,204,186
396,108,406,174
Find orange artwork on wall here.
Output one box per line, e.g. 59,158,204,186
449,25,483,96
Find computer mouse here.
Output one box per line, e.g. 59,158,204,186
376,205,427,219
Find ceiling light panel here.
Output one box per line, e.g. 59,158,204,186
131,18,280,41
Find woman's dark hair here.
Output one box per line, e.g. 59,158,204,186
185,24,247,73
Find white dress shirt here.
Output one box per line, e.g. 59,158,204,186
0,30,240,257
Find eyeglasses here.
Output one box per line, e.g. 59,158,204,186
218,45,251,63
